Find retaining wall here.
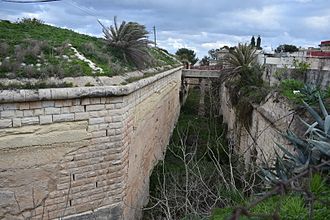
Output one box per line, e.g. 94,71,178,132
0,67,182,220
219,83,299,165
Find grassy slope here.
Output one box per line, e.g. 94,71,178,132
0,19,179,84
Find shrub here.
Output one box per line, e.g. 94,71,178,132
100,17,153,69
279,79,304,101
0,42,10,57
18,17,44,26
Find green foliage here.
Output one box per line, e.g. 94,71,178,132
175,48,198,65
18,17,44,26
225,45,268,128
0,19,178,88
250,36,255,47
275,44,299,53
256,36,262,50
100,17,153,69
149,47,180,66
263,97,330,182
292,60,311,82
273,66,288,81
279,79,327,105
279,79,304,101
144,88,235,219
226,43,257,74
208,48,220,60
211,195,308,220
0,81,73,90
200,56,210,66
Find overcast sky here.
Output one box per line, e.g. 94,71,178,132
1,0,330,58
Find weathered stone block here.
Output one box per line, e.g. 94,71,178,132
55,100,73,107
21,117,39,125
45,107,61,115
0,110,16,118
0,119,12,128
33,108,44,116
19,102,30,110
12,118,21,127
86,104,105,111
70,106,84,113
92,130,107,138
23,109,34,117
1,103,18,110
81,98,90,105
75,112,89,121
89,117,105,125
90,98,101,104
39,115,53,124
29,102,42,109
53,114,75,123
42,101,55,108
61,107,71,114
89,110,108,118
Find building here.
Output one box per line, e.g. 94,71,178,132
307,40,330,58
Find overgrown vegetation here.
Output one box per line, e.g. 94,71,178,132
175,48,199,66
144,42,330,219
100,17,153,69
144,87,261,219
224,43,269,128
0,18,179,88
211,97,330,220
0,81,73,89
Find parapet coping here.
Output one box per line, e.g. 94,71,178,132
0,67,182,103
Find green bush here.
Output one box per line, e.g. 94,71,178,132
279,79,304,101
211,195,307,220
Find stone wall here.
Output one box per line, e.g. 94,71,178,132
264,65,330,89
0,67,182,220
219,83,297,165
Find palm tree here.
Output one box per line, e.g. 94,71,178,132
226,43,257,72
99,17,153,69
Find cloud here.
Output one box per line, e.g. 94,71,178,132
304,14,330,32
1,0,329,58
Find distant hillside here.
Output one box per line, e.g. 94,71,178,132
0,18,179,88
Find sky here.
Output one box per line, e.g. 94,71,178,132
0,0,330,59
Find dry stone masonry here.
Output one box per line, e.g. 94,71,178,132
0,67,182,220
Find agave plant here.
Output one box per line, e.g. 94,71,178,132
263,96,330,183
99,17,153,68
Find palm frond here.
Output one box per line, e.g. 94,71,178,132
100,17,154,68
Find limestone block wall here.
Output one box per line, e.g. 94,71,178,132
264,64,330,89
0,67,182,220
219,84,296,165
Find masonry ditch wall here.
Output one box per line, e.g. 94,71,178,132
264,65,330,89
0,67,182,220
219,83,301,165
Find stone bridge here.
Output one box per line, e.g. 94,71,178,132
0,67,226,220
182,69,224,78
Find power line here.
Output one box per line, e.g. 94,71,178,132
64,0,99,19
1,0,61,3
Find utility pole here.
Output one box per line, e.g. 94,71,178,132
153,26,157,47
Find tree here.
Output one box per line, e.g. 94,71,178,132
175,48,198,65
250,36,255,47
256,35,262,50
99,17,153,68
226,43,257,73
275,44,299,53
208,49,219,60
200,56,210,66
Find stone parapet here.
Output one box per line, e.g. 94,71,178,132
0,67,182,103
0,67,182,220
